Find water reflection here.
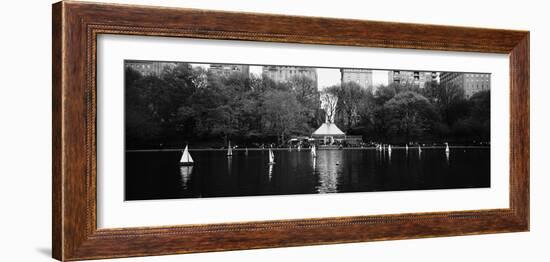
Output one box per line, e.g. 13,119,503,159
126,148,491,200
315,150,343,193
268,164,273,181
179,166,194,189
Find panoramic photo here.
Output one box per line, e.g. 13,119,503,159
124,60,491,201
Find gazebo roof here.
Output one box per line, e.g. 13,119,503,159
312,123,345,136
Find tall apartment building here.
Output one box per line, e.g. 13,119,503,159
262,66,318,84
125,61,177,77
388,70,439,88
340,68,373,90
439,72,491,98
209,64,250,77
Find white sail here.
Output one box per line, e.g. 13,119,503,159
227,141,233,156
180,145,194,164
269,148,275,164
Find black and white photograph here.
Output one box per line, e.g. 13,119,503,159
124,60,491,201
1,0,543,261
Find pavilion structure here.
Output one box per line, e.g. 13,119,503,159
312,122,345,145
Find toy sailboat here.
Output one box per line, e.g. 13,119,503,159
268,148,275,165
179,145,194,166
227,141,233,157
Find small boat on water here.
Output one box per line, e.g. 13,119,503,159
179,145,194,166
268,148,275,165
227,141,233,157
388,145,392,154
445,142,450,154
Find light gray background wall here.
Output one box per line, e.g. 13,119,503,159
0,0,545,261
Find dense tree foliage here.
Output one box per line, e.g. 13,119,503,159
125,64,490,149
125,64,320,149
383,91,438,142
323,81,490,144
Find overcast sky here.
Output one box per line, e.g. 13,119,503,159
192,64,389,89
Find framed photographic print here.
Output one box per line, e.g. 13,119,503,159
52,1,529,261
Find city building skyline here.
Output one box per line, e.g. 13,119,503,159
262,65,318,84
340,68,374,91
126,61,490,99
388,70,439,88
125,60,177,77
439,72,491,98
209,64,250,77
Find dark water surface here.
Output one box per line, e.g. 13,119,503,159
125,148,490,200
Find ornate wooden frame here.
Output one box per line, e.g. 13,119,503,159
52,1,530,261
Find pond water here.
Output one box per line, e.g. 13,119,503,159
125,147,490,201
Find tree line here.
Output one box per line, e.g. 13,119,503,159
125,63,489,149
325,80,490,145
125,63,323,149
